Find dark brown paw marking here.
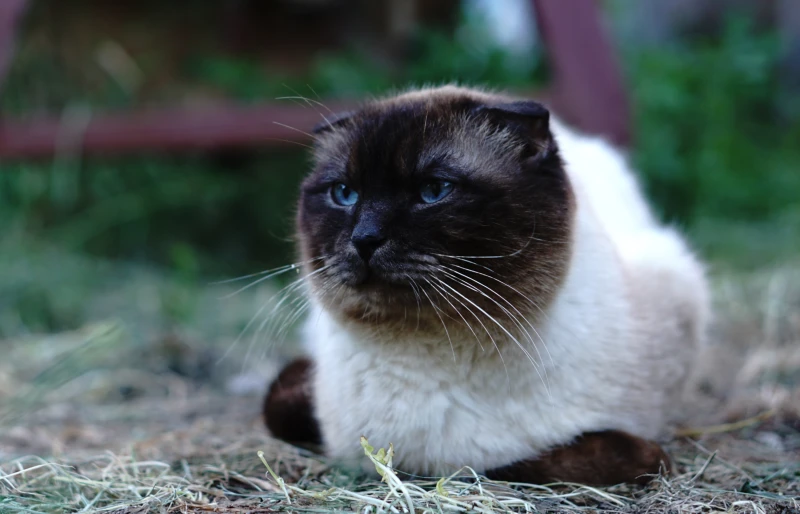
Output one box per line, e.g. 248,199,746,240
263,358,322,447
485,430,672,486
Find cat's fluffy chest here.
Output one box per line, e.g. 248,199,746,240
305,306,627,475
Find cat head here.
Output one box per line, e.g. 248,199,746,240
296,86,575,330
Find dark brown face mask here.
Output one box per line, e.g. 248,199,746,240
294,90,575,325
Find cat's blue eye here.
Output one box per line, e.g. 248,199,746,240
331,182,359,206
420,180,454,204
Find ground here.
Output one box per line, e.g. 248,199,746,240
1,248,799,513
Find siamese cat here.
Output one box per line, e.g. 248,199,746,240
263,86,710,486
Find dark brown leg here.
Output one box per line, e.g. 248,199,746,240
485,430,672,486
262,358,322,447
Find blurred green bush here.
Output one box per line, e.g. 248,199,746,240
628,17,800,267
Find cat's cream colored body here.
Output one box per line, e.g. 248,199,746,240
302,117,710,476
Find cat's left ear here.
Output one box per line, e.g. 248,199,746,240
312,110,355,135
475,100,555,160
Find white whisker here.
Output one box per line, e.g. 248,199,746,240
272,121,314,139
248,265,332,348
219,259,325,300
438,268,552,398
420,278,456,363
280,84,337,129
405,275,423,332
220,263,332,366
426,278,484,353
448,262,551,321
440,264,554,370
431,276,547,394
431,227,542,260
211,257,323,286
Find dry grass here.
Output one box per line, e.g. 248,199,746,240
2,262,800,513
1,421,798,513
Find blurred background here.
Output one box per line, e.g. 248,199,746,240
1,0,800,458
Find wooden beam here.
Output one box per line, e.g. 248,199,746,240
0,102,355,159
0,90,555,160
533,0,631,147
0,0,27,90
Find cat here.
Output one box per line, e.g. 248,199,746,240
262,85,710,486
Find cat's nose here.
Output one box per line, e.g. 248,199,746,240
351,230,386,262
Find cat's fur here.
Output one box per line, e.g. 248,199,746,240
266,85,710,483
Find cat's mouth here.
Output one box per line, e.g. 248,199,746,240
309,254,442,317
312,275,422,324
327,251,439,288
338,265,432,291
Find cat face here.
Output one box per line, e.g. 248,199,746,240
297,87,575,327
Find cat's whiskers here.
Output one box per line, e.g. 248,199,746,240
420,278,456,363
438,255,498,275
405,275,424,333
430,275,547,394
268,138,314,150
273,276,338,344
422,99,430,145
425,278,484,353
275,98,335,135
212,256,324,288
447,260,554,326
439,264,555,374
214,258,325,363
246,283,309,365
276,95,335,117
256,294,309,362
427,275,511,384
255,268,342,361
439,267,538,340
272,121,315,139
278,84,338,130
269,289,315,344
314,281,345,329
231,263,333,367
436,268,552,398
431,226,543,260
306,84,329,108
254,267,346,362
275,280,340,345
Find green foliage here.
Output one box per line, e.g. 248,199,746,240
0,152,308,276
189,21,545,101
627,17,800,265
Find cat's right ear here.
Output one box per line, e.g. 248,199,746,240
312,111,354,135
474,100,556,162
475,100,551,142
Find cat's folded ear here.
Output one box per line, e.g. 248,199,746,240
482,100,550,125
312,110,355,135
474,100,555,161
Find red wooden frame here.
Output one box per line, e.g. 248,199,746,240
0,0,630,160
534,0,630,147
0,0,26,93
